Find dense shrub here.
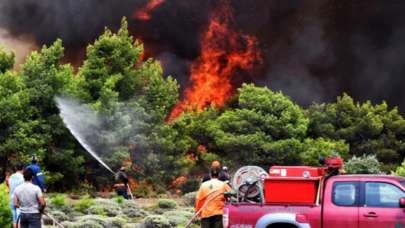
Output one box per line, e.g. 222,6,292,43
163,210,194,226
49,193,67,208
74,196,95,213
0,184,12,228
114,196,125,205
183,191,197,207
87,198,121,217
143,215,171,228
157,199,177,209
345,155,383,174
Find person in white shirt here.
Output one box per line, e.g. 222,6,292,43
14,168,46,228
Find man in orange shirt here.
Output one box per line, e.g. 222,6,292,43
195,168,232,228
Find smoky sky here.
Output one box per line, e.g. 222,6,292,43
1,0,405,112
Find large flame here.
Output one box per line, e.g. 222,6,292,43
134,0,165,21
168,0,262,121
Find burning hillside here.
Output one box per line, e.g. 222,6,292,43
168,0,262,120
1,1,405,113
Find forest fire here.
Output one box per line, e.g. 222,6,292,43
134,0,165,21
168,0,262,121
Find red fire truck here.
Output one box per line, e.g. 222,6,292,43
224,157,405,228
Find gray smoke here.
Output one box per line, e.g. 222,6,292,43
2,0,405,111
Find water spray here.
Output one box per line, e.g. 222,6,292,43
55,96,115,174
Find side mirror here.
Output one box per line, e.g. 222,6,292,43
400,197,405,208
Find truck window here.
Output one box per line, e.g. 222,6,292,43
332,182,358,206
365,182,405,208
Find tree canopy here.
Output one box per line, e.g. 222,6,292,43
0,18,404,192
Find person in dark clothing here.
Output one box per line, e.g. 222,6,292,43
26,155,46,192
114,167,129,199
219,166,230,183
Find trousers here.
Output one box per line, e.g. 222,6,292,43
201,215,223,228
20,213,41,228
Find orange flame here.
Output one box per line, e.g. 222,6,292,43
168,0,262,120
134,0,165,21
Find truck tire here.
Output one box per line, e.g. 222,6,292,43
255,213,310,228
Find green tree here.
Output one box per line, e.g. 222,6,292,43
74,18,181,189
307,94,405,171
301,138,349,166
208,84,309,167
20,39,85,189
0,47,14,73
0,69,39,174
79,18,143,103
392,159,405,177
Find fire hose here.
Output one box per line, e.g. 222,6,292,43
127,184,134,200
16,211,65,228
185,190,223,228
43,211,65,228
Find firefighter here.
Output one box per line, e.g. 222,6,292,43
195,168,232,228
114,167,129,199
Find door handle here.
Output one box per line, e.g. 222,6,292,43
363,212,378,218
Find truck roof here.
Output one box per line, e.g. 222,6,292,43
330,174,405,182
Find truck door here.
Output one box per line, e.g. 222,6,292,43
359,182,405,228
323,181,360,228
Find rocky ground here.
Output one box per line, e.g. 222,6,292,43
42,192,198,228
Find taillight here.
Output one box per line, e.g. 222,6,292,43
223,207,229,228
295,213,308,223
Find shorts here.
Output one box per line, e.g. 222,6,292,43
10,204,21,224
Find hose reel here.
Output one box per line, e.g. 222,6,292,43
231,166,269,203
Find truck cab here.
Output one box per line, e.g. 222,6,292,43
322,175,405,228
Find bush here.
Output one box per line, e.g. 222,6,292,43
108,217,127,228
114,196,125,205
163,210,193,226
183,191,197,207
0,184,12,228
74,197,95,213
157,199,177,209
43,210,70,225
49,193,67,208
87,198,121,217
75,215,109,227
133,180,154,198
345,155,383,174
143,215,171,228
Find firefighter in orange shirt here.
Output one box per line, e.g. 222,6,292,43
195,167,232,228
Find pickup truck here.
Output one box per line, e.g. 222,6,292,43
224,175,405,228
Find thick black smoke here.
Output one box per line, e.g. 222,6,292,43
2,0,405,112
